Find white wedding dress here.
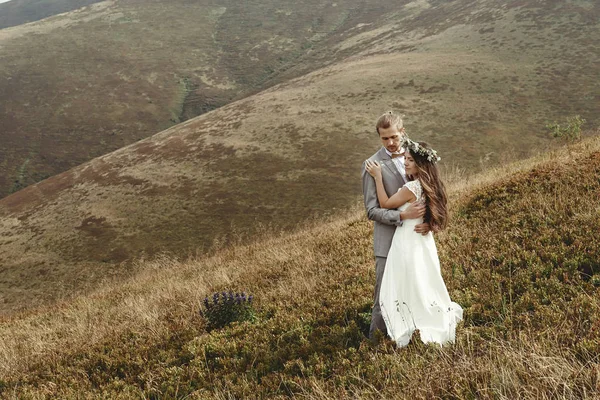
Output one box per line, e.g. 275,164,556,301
379,179,463,347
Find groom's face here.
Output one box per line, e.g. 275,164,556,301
378,125,404,153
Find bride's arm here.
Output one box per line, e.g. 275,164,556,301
365,160,416,209
376,183,414,209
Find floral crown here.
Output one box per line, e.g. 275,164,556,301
401,136,441,163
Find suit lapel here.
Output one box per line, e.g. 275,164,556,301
376,147,405,188
381,159,405,187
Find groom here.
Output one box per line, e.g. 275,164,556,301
362,111,429,339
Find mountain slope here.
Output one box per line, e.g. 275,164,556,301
0,0,599,315
0,0,401,197
0,0,104,29
1,136,599,398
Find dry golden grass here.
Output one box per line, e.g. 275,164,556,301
0,212,352,378
1,135,599,398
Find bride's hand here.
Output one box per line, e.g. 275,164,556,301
365,159,382,178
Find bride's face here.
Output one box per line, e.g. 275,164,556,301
404,153,417,176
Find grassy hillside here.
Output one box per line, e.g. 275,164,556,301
0,0,399,198
0,0,104,29
3,0,599,199
1,136,599,398
0,0,598,315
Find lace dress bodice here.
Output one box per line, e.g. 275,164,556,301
398,179,423,213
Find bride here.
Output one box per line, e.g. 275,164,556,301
365,138,462,347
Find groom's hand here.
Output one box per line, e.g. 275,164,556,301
414,223,431,236
401,202,426,220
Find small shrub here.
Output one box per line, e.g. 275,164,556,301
546,115,586,142
201,291,256,330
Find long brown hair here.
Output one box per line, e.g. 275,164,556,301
408,142,448,232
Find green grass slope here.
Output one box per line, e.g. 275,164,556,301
1,137,599,398
0,0,598,315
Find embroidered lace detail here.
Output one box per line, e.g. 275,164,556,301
404,179,422,202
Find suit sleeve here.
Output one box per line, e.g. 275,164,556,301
362,161,403,226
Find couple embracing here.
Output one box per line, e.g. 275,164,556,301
361,111,463,347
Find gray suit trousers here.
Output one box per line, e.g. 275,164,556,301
369,256,388,338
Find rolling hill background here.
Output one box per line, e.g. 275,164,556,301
1,135,598,398
0,0,403,198
0,0,599,315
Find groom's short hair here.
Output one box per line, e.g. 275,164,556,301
376,111,403,135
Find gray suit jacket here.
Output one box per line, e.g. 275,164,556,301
362,147,407,257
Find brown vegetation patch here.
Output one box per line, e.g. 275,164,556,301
131,141,159,156
419,83,450,94
75,216,110,238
